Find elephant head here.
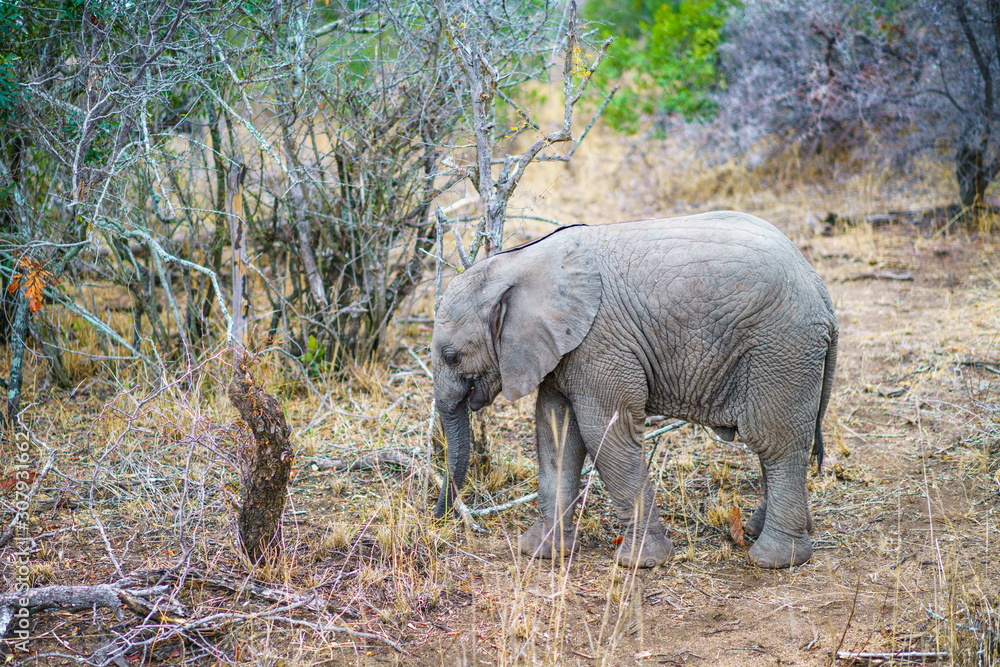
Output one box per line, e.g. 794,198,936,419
431,233,603,518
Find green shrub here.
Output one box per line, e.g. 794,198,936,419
585,0,734,133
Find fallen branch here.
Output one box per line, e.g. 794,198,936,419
310,450,422,473
319,421,691,520
839,271,914,282
835,650,949,664
0,580,180,637
470,459,608,517
958,360,1000,376
0,570,404,659
470,492,538,517
644,420,688,440
821,205,976,231
316,422,692,521
281,618,404,653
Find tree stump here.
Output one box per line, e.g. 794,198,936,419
228,359,293,563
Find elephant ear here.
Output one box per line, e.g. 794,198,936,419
492,240,602,401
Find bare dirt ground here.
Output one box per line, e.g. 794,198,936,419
3,130,999,666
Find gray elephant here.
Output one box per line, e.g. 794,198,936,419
431,212,837,569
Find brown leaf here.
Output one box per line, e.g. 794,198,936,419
25,274,45,313
729,500,745,549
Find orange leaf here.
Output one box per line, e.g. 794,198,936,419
25,276,44,313
8,258,59,314
729,500,745,550
612,535,624,546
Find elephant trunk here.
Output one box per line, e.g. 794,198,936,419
433,399,471,518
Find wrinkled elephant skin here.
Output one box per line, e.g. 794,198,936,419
431,212,838,569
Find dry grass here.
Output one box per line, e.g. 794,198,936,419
2,126,999,665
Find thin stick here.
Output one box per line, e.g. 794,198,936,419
470,492,538,517
644,420,688,440
830,576,863,667
645,420,688,467
283,618,405,653
452,228,472,269
404,343,433,380
0,447,55,548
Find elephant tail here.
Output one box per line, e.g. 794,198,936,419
813,326,839,472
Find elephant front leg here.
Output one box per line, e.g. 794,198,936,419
747,451,812,568
519,383,587,560
580,409,674,568
604,464,674,568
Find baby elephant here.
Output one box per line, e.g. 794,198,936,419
431,212,837,569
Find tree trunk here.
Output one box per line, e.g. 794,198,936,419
226,157,290,564
228,360,294,563
956,144,990,224
6,295,30,429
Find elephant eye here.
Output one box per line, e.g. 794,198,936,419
444,352,459,367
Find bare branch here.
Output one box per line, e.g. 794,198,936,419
0,446,55,549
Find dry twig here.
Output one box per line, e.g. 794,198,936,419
0,445,55,549
835,650,949,665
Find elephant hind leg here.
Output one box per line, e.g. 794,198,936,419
744,461,811,539
743,458,767,538
746,449,813,568
738,349,823,568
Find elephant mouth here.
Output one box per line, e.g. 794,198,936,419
466,377,489,411
468,382,483,411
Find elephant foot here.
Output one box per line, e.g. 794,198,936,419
743,505,766,538
747,530,812,569
745,508,814,538
614,531,674,569
518,519,579,560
